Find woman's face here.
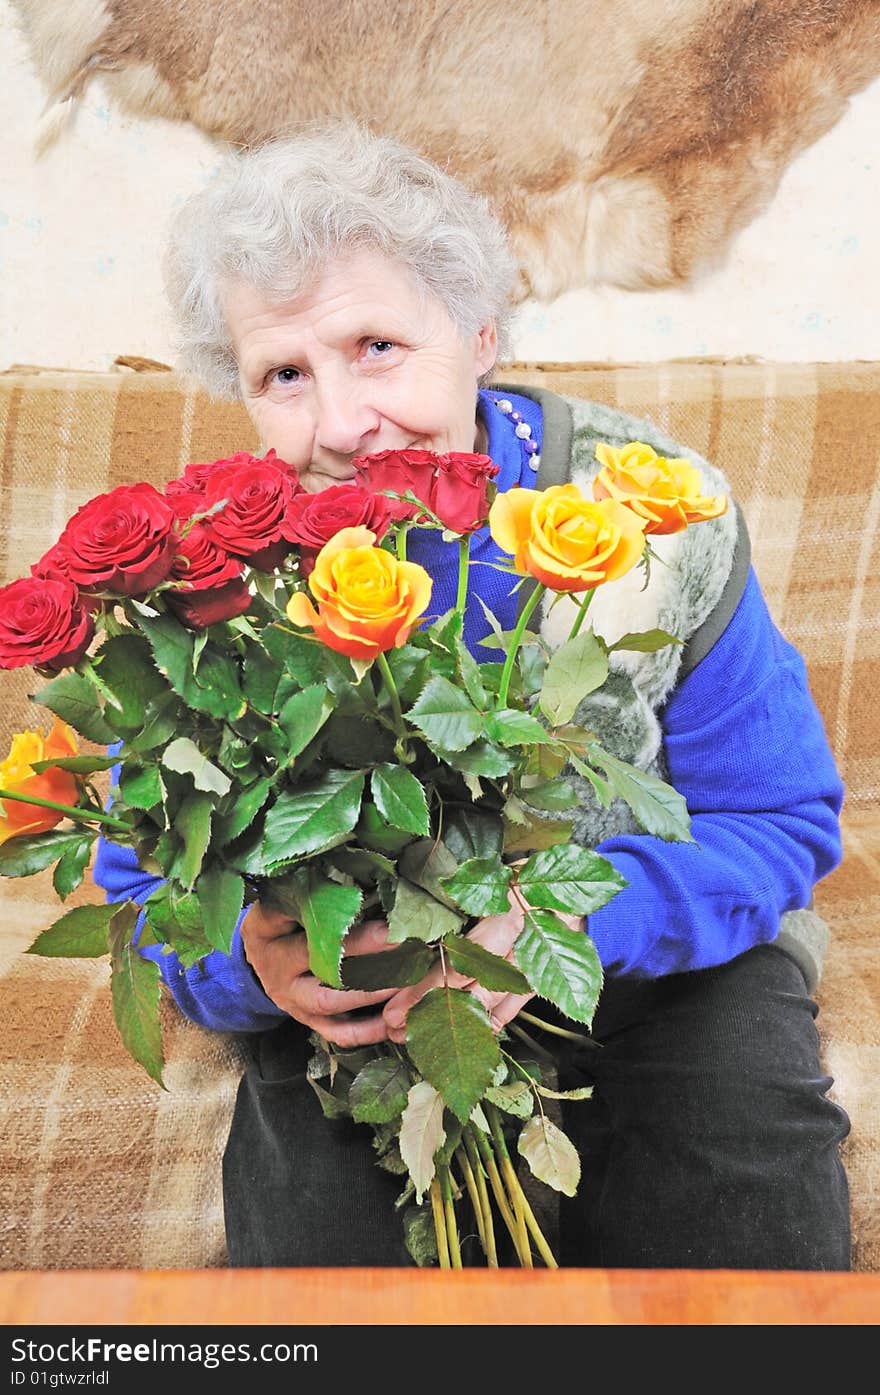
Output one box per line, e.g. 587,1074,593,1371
224,249,498,493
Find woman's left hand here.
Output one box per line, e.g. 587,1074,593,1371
381,897,584,1043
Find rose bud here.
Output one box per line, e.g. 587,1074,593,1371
58,482,177,596
165,521,251,629
351,449,440,523
0,576,94,671
167,578,253,630
431,452,499,534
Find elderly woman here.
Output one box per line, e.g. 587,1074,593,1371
94,121,850,1270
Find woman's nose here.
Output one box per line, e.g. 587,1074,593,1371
314,386,380,456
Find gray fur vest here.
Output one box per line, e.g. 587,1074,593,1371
492,382,830,990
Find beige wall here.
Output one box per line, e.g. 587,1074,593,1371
2,1,878,373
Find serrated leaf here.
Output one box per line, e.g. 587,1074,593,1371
566,753,614,807
30,755,118,774
297,874,363,988
399,1079,446,1202
387,878,464,944
370,764,430,836
405,986,501,1123
141,883,215,967
518,777,580,812
398,838,460,908
52,832,95,899
502,813,574,856
442,807,504,864
162,738,232,796
195,864,244,954
30,672,117,744
539,629,609,726
536,1083,594,1101
278,684,333,763
0,828,100,879
92,633,167,730
514,909,603,1026
135,612,245,721
340,940,435,990
126,691,181,753
442,934,532,994
439,857,512,917
403,1203,439,1267
588,745,694,842
262,768,365,867
119,762,164,811
484,709,556,747
608,628,683,653
458,644,489,708
172,790,213,889
428,738,515,777
485,1080,534,1119
407,677,485,751
349,1057,412,1124
27,899,120,957
308,1077,352,1119
109,904,165,1087
517,843,628,915
517,1115,581,1196
214,776,273,847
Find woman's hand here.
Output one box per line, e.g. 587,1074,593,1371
381,897,585,1044
240,902,398,1047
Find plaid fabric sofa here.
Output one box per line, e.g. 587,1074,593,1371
0,360,877,1272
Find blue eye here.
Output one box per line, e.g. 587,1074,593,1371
367,340,395,356
273,367,300,384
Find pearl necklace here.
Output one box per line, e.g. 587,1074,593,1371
490,395,541,473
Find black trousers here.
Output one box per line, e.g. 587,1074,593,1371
222,944,852,1270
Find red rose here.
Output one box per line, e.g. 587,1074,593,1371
351,449,439,523
58,483,176,596
169,522,246,590
31,542,74,583
167,578,252,630
287,484,392,574
0,576,94,671
202,458,303,572
431,452,499,533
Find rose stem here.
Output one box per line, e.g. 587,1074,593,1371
566,587,595,641
374,652,407,742
454,535,470,617
462,1130,498,1266
439,1165,462,1269
456,1139,490,1261
0,788,129,832
473,1125,529,1265
487,1104,533,1267
517,1008,599,1048
496,582,546,710
430,1177,451,1269
396,522,409,563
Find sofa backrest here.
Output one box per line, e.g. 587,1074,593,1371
2,361,877,809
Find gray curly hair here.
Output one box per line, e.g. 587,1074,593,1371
163,119,519,398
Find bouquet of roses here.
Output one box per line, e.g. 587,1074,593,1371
0,437,726,1268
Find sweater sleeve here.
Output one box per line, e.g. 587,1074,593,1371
585,567,844,979
92,775,287,1032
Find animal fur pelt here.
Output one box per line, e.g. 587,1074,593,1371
11,0,880,297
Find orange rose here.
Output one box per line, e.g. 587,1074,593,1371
0,717,79,845
592,441,728,534
488,484,646,593
286,526,433,661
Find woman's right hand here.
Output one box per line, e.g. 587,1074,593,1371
240,902,399,1047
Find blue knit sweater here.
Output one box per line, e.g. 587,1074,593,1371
92,389,844,1031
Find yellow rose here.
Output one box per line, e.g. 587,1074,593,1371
286,526,433,661
0,717,79,845
592,441,728,534
488,484,646,593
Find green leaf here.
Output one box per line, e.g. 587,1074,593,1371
428,738,515,778
405,986,501,1124
340,940,435,991
242,642,286,714
539,630,609,727
442,934,531,994
308,1077,352,1119
535,1083,594,1101
502,812,574,856
296,872,363,988
517,1114,581,1196
92,633,167,730
514,909,603,1026
349,1057,412,1124
517,843,628,916
406,677,485,752
609,628,683,653
126,691,181,754
439,858,512,917
161,738,232,796
141,883,215,968
403,1203,439,1267
518,777,580,812
52,833,95,900
262,768,365,868
27,899,120,957
278,684,333,764
399,1079,446,1202
29,755,118,774
398,838,460,908
484,709,556,747
0,828,99,878
387,878,464,944
172,790,213,889
135,612,245,721
370,764,430,836
441,808,504,865
30,672,117,744
588,745,694,842
566,753,614,808
485,1081,534,1119
458,644,489,708
119,762,164,811
195,864,244,954
108,903,165,1087
214,776,273,847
